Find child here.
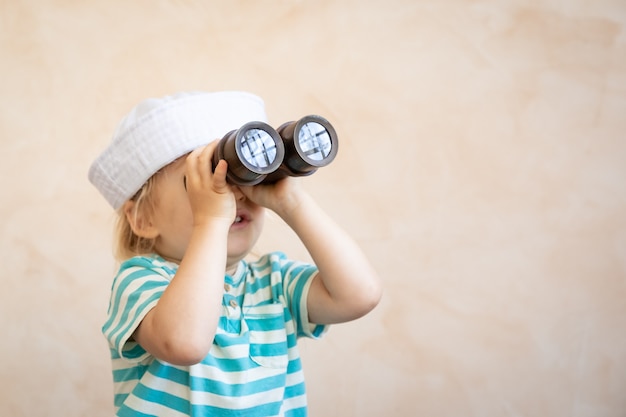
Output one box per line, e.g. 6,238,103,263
88,91,382,416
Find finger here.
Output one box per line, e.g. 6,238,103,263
204,139,220,155
196,144,215,178
212,159,229,191
185,146,204,187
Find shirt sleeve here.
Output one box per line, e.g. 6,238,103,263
101,256,172,363
272,252,329,339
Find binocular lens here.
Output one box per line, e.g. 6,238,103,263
297,121,333,162
212,121,284,186
239,128,279,168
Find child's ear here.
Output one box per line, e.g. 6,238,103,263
123,200,159,239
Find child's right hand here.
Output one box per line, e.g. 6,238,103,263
184,141,236,228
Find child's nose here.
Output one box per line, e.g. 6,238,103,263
232,186,245,201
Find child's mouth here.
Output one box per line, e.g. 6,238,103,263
232,212,249,228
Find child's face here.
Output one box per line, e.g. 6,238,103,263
149,157,265,271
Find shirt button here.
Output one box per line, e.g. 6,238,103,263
224,283,231,292
229,299,238,308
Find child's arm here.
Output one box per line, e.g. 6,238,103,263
241,179,382,324
133,143,235,365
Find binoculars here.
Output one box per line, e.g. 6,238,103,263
212,115,338,186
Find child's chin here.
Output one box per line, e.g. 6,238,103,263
227,240,254,260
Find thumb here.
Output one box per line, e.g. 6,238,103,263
212,160,230,192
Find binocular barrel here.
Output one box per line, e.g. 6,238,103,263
212,115,338,186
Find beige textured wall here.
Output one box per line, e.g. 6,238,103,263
1,1,625,416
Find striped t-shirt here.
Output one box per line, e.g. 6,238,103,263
102,251,328,416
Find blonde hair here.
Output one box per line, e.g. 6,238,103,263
113,156,188,261
113,175,160,261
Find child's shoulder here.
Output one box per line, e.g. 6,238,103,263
118,254,177,276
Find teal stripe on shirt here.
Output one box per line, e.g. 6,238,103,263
131,382,190,414
190,401,285,417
